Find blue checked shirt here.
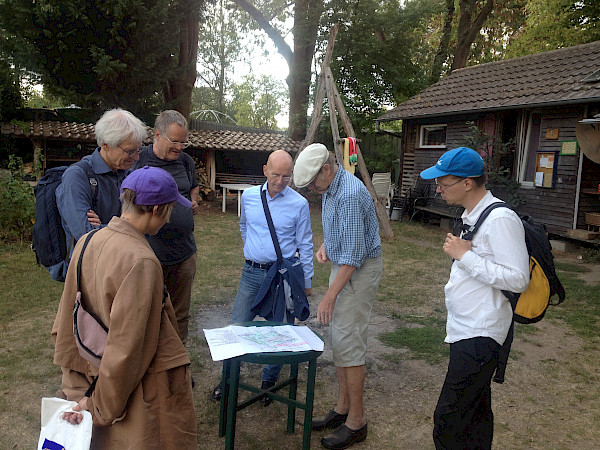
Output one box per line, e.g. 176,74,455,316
240,183,314,288
322,167,381,267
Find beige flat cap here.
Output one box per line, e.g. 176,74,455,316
293,143,329,188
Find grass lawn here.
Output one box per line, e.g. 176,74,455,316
1,199,599,448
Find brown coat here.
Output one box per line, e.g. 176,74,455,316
52,217,196,449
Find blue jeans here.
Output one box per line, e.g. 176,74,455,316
232,262,294,383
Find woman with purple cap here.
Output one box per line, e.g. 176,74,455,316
51,166,197,449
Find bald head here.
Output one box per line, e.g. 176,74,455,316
264,150,294,198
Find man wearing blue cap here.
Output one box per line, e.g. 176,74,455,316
420,147,530,449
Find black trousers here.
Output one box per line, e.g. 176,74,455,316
433,337,500,450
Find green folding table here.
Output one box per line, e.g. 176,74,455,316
218,321,323,449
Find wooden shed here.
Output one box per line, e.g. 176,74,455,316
377,40,600,238
1,120,301,192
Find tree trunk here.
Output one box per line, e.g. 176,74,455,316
430,0,455,83
451,0,494,71
165,17,199,119
288,0,323,141
233,0,322,141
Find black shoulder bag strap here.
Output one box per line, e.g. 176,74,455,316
260,188,283,264
460,201,519,385
75,228,105,398
461,202,510,241
77,228,101,306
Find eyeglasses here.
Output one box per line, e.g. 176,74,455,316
161,133,190,149
435,177,466,192
306,170,322,189
270,173,292,183
117,144,141,158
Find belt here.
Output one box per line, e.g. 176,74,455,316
245,259,275,270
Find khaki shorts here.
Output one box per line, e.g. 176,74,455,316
329,256,383,367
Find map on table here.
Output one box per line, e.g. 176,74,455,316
203,325,324,361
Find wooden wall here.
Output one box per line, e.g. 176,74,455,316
402,105,600,235
516,105,582,233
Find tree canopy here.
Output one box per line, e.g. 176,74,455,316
0,0,206,120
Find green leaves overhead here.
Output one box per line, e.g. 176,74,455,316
0,0,205,119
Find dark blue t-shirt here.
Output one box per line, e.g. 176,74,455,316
134,145,198,265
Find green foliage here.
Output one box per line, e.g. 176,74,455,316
231,74,286,130
505,0,600,58
0,58,23,122
196,0,243,115
459,122,523,206
361,133,401,175
325,0,433,130
582,248,600,264
0,155,35,243
0,0,205,116
23,85,69,109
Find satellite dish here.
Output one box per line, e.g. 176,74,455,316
576,122,600,164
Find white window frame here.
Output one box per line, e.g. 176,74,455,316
515,110,542,187
419,124,447,148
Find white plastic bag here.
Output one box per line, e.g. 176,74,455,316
38,397,92,450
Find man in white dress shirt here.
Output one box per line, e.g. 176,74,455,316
420,147,530,449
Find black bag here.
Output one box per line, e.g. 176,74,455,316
32,161,98,282
462,202,566,384
462,202,566,323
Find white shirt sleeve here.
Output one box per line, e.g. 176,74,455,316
457,214,530,293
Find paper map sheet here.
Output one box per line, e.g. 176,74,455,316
203,325,324,361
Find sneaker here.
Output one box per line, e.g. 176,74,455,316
211,384,222,402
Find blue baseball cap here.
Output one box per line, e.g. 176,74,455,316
121,166,192,207
420,147,485,179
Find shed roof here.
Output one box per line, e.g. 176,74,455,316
0,121,301,153
378,40,600,122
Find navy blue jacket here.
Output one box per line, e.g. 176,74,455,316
251,256,310,321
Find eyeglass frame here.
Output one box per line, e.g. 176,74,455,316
268,172,292,183
160,133,191,149
434,177,467,193
116,144,142,158
305,168,323,189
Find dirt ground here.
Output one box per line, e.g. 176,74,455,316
191,254,600,449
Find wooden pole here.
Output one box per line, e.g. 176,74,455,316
326,67,394,238
325,72,344,165
299,24,339,152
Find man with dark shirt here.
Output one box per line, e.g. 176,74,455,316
134,110,200,343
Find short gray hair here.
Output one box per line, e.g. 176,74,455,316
95,108,147,147
154,110,188,135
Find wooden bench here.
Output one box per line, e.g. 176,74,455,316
408,180,464,230
216,173,266,186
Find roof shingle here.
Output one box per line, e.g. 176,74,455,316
0,121,301,153
379,40,600,121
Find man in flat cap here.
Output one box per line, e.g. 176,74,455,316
294,143,382,450
420,147,529,449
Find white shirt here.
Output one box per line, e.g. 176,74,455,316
444,191,530,345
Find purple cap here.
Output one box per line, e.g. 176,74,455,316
121,166,192,207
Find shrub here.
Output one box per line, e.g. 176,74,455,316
0,155,35,243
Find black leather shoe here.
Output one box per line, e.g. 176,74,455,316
321,423,368,449
211,384,222,402
260,381,275,406
312,410,349,431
